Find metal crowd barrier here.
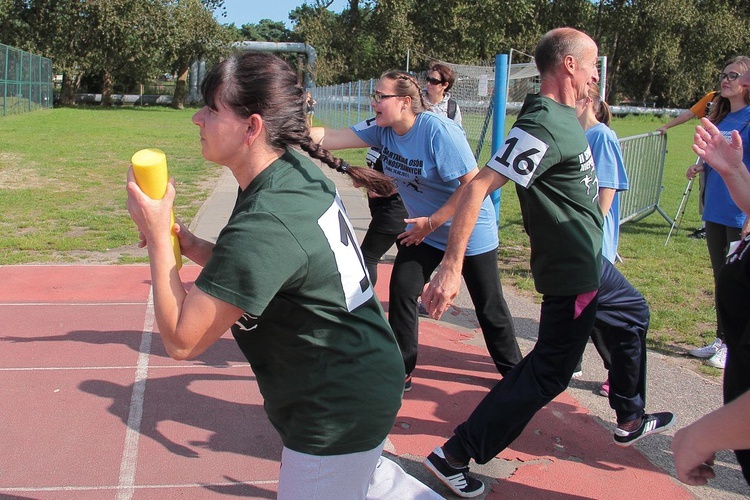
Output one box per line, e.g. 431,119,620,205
618,131,671,226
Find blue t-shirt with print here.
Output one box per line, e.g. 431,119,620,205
350,112,498,255
586,123,628,263
703,106,750,228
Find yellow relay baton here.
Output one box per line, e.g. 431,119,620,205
130,148,182,269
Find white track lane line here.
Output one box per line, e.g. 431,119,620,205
116,286,154,500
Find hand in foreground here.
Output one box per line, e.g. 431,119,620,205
693,117,744,176
672,426,717,486
421,266,461,320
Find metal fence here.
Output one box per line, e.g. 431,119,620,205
1,43,54,117
618,131,671,225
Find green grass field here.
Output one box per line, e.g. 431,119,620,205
0,106,718,364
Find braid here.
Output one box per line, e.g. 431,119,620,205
381,70,429,114
401,73,429,111
301,138,396,197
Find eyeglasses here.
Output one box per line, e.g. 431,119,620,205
425,77,444,85
719,72,742,82
370,93,404,103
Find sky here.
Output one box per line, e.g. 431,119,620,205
215,0,349,29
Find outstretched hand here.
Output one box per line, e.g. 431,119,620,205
398,217,432,246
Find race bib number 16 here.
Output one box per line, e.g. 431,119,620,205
486,128,549,188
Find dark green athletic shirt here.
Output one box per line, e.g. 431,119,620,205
196,149,404,455
487,94,603,295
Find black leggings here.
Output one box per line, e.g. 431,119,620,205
705,221,742,340
360,230,400,286
388,241,521,376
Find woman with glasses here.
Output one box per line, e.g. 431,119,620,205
686,56,750,370
126,53,439,499
361,64,462,294
311,70,522,391
424,63,462,125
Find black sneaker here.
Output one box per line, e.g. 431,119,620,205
404,373,413,392
688,227,706,239
613,412,675,447
423,446,484,498
417,301,430,317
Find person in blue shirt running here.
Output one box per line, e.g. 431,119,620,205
310,71,522,391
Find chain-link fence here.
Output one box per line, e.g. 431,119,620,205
1,43,54,117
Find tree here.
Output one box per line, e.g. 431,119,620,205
0,0,33,50
79,0,168,106
367,0,415,73
291,2,346,84
23,0,95,106
239,19,295,42
163,0,233,109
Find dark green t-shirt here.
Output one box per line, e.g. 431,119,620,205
487,94,603,295
195,150,404,455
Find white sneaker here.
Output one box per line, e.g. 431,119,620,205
689,338,722,359
706,344,727,369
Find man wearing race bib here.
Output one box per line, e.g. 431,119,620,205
421,28,672,498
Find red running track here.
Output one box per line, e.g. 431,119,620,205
0,265,692,499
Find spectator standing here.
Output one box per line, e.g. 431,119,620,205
685,56,750,369
424,62,462,125
658,91,717,135
658,91,718,239
681,110,750,486
305,91,316,128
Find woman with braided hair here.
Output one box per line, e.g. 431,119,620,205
126,52,439,499
311,70,522,391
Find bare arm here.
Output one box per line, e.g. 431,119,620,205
309,126,370,151
399,168,479,246
172,220,214,267
657,110,696,133
126,168,243,360
673,390,750,485
598,187,616,216
693,117,750,214
422,167,508,318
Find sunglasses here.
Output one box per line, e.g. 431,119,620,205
719,72,741,82
425,76,444,85
370,93,404,103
